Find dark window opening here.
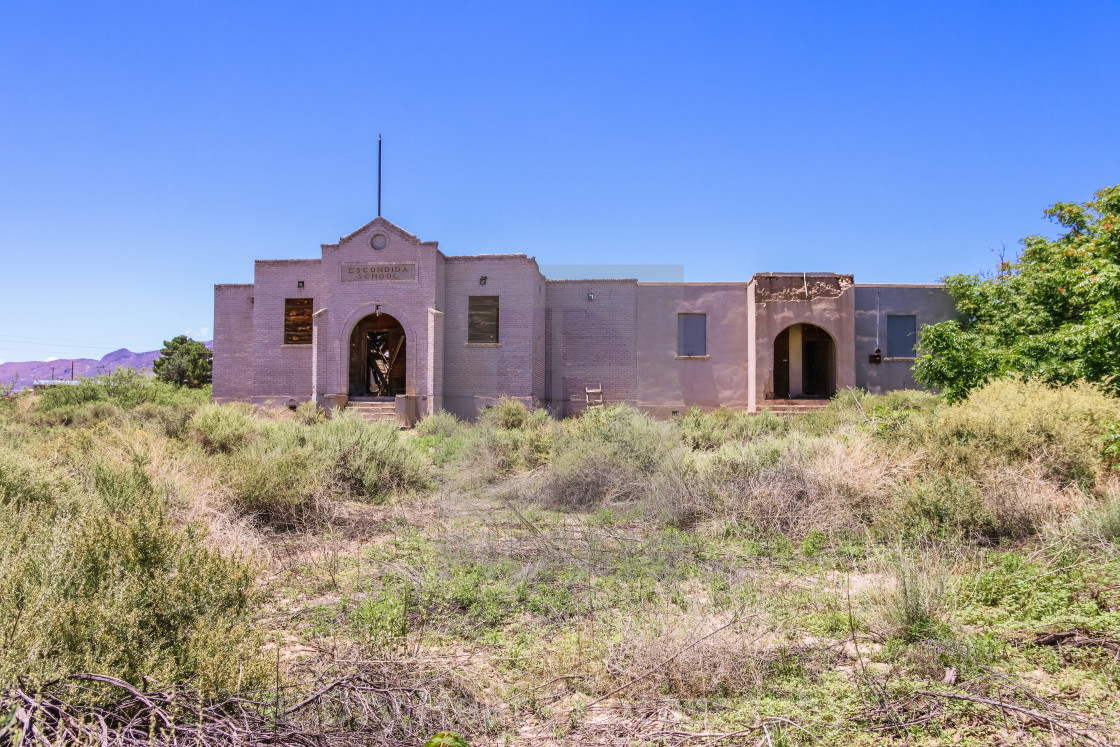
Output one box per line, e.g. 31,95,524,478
887,315,917,358
468,296,499,343
284,298,313,344
677,313,706,356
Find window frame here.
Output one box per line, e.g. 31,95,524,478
467,295,500,344
283,297,313,345
886,314,917,359
676,312,708,358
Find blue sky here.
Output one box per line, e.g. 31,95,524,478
1,1,1118,363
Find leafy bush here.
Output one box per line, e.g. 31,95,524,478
0,450,265,695
676,406,786,450
960,549,1118,628
916,379,1120,483
188,403,263,453
223,412,432,520
915,184,1120,400
880,472,993,539
35,367,211,411
461,400,554,478
152,335,212,388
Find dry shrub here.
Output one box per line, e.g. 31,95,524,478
0,447,265,695
657,432,909,539
920,379,1120,483
879,472,994,539
1068,480,1120,550
414,409,462,437
976,462,1086,539
803,434,919,533
597,611,830,699
540,405,674,509
676,405,787,449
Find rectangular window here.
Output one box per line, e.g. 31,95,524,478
887,314,917,358
284,298,313,345
468,295,500,343
677,313,707,357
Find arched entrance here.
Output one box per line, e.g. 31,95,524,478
348,312,406,397
773,323,835,399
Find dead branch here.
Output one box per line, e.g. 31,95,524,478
582,613,754,711
914,689,1111,747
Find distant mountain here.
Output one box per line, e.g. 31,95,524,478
0,342,213,392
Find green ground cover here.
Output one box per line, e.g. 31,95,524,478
1,377,1119,745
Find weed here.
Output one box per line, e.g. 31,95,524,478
873,547,954,642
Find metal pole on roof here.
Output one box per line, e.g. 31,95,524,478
377,134,382,217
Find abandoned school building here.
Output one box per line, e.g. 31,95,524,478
213,216,957,423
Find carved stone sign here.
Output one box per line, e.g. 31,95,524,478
341,262,417,282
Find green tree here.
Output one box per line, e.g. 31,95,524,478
914,185,1120,401
152,335,212,388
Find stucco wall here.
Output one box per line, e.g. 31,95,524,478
748,273,856,404
853,284,957,393
441,255,543,419
635,283,751,416
544,280,638,416
213,284,254,402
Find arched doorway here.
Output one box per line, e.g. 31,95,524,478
348,312,406,397
773,323,835,399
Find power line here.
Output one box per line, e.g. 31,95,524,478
0,333,133,347
0,338,137,351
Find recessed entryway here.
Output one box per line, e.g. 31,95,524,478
348,312,406,397
773,323,836,399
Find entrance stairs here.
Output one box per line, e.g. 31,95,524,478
344,398,398,424
759,399,831,415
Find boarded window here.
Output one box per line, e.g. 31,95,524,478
284,298,313,345
887,314,917,358
468,296,499,343
677,313,706,356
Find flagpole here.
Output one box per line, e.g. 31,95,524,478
377,134,382,217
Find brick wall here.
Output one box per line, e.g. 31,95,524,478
531,272,546,402
250,259,320,404
319,219,439,399
213,284,254,402
544,280,638,416
442,256,543,418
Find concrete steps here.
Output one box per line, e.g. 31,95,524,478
344,399,399,423
758,399,832,415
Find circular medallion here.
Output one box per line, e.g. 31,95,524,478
370,233,389,250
